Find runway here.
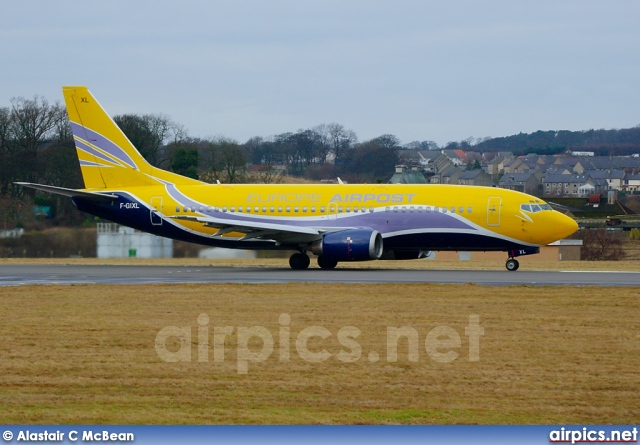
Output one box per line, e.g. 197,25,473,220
1,264,639,286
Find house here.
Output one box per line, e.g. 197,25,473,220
542,173,589,197
622,174,640,192
458,169,494,187
498,172,541,195
502,157,526,174
436,166,464,184
582,169,626,190
388,165,428,184
486,156,505,176
441,149,467,166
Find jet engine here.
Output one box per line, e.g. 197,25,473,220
312,229,383,261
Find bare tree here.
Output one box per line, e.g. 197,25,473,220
580,229,626,261
114,113,184,168
199,136,247,183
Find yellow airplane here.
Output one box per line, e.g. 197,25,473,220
17,86,578,271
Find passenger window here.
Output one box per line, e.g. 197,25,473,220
467,206,472,213
442,207,447,213
451,206,455,213
393,206,398,212
230,207,235,212
353,206,358,212
338,206,343,212
385,207,390,212
459,206,464,213
207,206,212,213
270,206,275,212
320,207,325,212
199,206,204,212
176,206,181,212
434,206,439,213
346,206,350,213
246,207,251,213
222,207,227,212
278,206,283,212
183,206,188,212
255,207,259,212
294,207,299,212
369,207,374,213
262,207,267,213
417,206,422,213
286,206,291,212
311,207,316,213
410,206,414,213
238,206,243,212
303,207,308,212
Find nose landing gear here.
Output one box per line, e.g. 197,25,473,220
504,246,540,271
505,258,519,271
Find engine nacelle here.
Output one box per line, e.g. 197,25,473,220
312,229,383,261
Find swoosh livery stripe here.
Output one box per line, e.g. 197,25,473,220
70,122,138,169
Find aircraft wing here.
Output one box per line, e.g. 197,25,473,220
171,215,326,243
14,182,119,201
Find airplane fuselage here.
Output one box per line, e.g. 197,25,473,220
73,182,575,256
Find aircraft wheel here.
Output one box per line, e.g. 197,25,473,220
289,252,310,270
317,255,338,269
506,258,519,271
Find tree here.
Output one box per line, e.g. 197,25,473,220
1,96,66,197
169,142,199,179
198,137,246,183
580,229,626,261
114,113,184,168
341,135,400,183
317,123,357,165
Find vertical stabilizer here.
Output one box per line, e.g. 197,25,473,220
63,86,202,189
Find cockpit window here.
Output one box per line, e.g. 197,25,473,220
521,203,552,213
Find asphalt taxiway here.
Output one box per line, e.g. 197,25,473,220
0,264,639,286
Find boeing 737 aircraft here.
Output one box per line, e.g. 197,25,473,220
17,86,578,271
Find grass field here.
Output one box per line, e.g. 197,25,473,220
1,282,638,424
1,256,639,271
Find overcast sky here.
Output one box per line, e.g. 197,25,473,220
2,1,639,146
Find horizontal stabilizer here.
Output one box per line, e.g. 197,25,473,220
14,182,118,201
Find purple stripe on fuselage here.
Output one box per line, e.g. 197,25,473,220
70,122,137,169
75,139,122,166
161,182,477,234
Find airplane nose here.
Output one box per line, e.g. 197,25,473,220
555,212,579,240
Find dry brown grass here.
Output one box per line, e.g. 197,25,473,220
1,256,639,271
1,283,638,424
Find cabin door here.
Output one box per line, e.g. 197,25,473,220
150,197,163,226
487,197,501,227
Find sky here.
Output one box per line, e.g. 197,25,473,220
1,0,639,146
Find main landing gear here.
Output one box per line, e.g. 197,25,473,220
289,252,339,270
317,255,338,269
289,252,310,270
505,258,519,271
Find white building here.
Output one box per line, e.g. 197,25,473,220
97,223,172,258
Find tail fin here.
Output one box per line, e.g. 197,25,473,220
63,86,202,189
